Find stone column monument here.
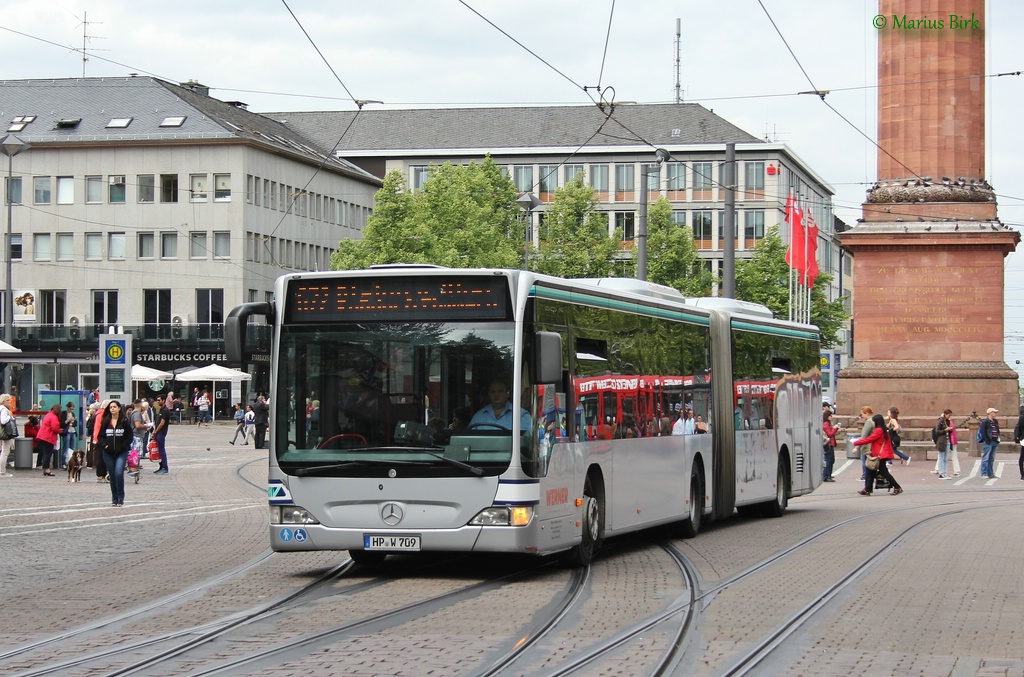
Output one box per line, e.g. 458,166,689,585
837,0,1020,416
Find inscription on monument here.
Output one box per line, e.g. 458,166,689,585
864,265,986,338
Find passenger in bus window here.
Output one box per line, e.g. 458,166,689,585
449,406,472,432
695,415,709,434
469,379,531,431
660,416,672,436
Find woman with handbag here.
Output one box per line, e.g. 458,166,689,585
98,401,133,506
853,413,903,496
822,410,840,482
0,393,16,477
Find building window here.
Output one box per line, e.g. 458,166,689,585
33,177,50,204
108,233,126,260
144,289,172,326
538,165,558,202
190,232,207,258
614,164,635,201
107,117,132,128
56,233,73,261
246,175,254,203
160,174,178,203
33,233,51,260
108,175,126,203
138,232,155,259
643,163,660,194
190,174,208,202
85,233,102,259
85,176,103,204
93,290,119,327
590,164,609,198
666,162,685,198
56,176,74,204
670,210,686,227
4,176,21,205
161,232,178,259
513,166,534,193
138,175,155,203
744,162,765,200
744,210,765,240
214,173,231,201
270,181,277,210
213,231,230,258
40,290,66,325
411,166,430,191
693,163,713,201
196,288,224,339
10,234,21,261
615,212,636,242
564,164,584,184
693,210,713,248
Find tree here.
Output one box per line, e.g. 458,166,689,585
644,197,716,296
532,174,618,279
331,157,522,270
735,226,848,348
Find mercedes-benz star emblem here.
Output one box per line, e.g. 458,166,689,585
381,502,403,526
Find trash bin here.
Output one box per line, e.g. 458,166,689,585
846,437,861,459
13,437,34,469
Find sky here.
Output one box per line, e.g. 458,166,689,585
1,1,1023,375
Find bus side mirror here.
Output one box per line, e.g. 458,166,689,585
534,331,562,384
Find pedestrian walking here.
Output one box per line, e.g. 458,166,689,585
196,391,211,428
933,410,952,479
129,399,153,460
948,412,962,477
822,410,840,482
242,404,255,445
152,400,171,474
62,401,78,465
853,413,903,496
0,393,16,477
98,401,132,506
37,404,62,477
978,407,1001,479
229,404,245,445
1013,405,1024,481
92,400,110,482
857,406,876,480
887,407,909,464
252,395,269,449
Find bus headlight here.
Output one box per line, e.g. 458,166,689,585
469,506,533,527
270,505,320,525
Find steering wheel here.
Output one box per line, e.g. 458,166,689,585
467,423,509,431
317,433,368,450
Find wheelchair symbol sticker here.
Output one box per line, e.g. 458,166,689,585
279,528,307,543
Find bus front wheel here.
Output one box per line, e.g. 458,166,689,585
564,484,600,566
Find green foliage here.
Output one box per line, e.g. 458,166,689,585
532,175,617,278
735,226,849,348
331,158,522,270
644,197,716,296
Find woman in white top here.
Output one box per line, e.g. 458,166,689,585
0,393,15,477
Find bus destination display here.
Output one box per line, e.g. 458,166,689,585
285,276,510,322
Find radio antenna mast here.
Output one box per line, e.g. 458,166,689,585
674,18,683,103
74,11,107,78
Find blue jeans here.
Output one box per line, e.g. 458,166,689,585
823,445,835,480
936,448,948,475
981,441,998,477
893,446,909,462
102,450,129,504
156,432,168,471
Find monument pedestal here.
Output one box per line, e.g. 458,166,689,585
836,218,1019,416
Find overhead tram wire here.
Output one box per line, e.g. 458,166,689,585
595,0,616,90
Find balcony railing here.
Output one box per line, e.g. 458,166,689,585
2,323,272,356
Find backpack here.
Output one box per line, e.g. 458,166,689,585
931,421,940,444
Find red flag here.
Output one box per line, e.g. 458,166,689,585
803,208,819,288
784,191,805,277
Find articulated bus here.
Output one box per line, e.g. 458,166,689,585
226,267,822,565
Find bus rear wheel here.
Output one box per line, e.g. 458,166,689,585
677,466,704,538
762,459,789,518
564,484,600,566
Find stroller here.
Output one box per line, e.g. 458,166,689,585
127,445,142,484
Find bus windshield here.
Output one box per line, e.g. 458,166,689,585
274,321,526,476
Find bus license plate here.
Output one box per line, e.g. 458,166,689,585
363,534,420,551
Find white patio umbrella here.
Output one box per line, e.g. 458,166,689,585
0,339,21,353
179,364,251,421
130,364,173,400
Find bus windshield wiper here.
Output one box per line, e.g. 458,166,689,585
416,449,485,477
294,458,423,476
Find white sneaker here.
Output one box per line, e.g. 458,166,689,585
904,457,910,466
940,475,953,480
1,472,12,477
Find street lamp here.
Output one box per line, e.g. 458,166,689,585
637,148,670,281
1,134,30,394
516,192,541,271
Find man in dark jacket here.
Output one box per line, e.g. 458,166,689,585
978,407,1000,479
252,395,270,449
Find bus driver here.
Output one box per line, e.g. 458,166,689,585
470,379,531,432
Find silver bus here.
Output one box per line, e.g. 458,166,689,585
226,266,822,565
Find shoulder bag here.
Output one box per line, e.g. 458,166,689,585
864,454,880,471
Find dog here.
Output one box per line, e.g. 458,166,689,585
67,449,85,483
